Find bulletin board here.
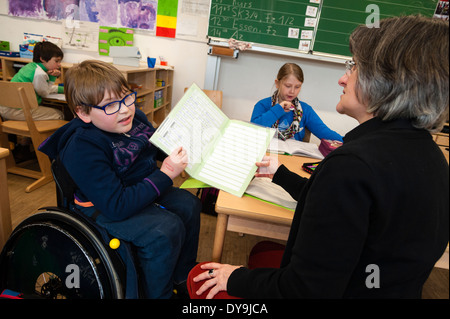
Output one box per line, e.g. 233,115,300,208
5,0,210,42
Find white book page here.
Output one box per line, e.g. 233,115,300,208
198,121,273,196
151,84,227,171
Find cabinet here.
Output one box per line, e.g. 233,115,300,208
0,56,173,127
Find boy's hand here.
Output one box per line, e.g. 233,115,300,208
48,69,61,77
161,146,188,180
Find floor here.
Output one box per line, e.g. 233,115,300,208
4,167,449,299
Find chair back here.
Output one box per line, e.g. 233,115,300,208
51,158,78,209
0,82,38,110
303,128,311,143
202,90,223,109
184,88,223,109
0,82,40,137
0,81,68,192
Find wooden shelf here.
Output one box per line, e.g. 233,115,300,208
0,56,173,126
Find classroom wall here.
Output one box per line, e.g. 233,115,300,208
0,13,208,110
0,13,358,143
216,51,358,143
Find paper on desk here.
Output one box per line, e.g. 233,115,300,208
46,93,66,101
150,83,275,197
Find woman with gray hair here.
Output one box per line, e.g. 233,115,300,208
190,15,449,299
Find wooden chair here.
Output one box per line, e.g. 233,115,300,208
0,147,12,250
184,88,223,109
0,82,68,192
303,128,311,143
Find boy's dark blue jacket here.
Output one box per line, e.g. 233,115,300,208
39,109,173,222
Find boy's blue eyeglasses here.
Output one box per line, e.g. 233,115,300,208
85,91,137,115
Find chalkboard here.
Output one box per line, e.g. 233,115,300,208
208,0,440,58
208,0,321,52
313,0,439,57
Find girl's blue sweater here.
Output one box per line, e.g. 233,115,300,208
251,97,343,142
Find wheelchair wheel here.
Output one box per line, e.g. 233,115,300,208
0,210,124,299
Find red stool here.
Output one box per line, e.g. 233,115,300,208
187,241,285,299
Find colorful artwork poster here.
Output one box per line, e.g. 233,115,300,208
98,26,134,56
43,0,79,20
119,0,158,30
8,0,44,18
9,0,181,34
156,0,178,38
79,0,119,26
8,0,79,20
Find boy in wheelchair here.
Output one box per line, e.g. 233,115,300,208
39,60,201,299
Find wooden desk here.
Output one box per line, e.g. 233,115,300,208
212,154,315,262
0,147,12,250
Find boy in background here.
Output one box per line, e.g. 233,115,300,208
0,41,65,121
0,41,65,161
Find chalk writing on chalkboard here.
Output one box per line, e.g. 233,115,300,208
208,0,319,52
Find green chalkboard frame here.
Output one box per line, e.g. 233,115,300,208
313,0,439,57
208,0,320,52
207,0,439,59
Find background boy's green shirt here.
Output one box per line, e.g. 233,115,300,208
11,62,63,105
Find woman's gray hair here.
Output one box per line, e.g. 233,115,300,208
349,15,449,132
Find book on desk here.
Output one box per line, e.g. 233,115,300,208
268,138,324,159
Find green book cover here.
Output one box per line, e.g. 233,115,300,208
150,83,275,197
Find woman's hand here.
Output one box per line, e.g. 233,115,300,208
255,155,279,179
160,146,188,180
193,262,242,299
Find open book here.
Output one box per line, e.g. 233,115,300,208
150,83,275,197
268,138,324,159
245,177,297,210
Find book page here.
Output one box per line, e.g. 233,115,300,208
268,138,289,154
150,84,228,171
150,84,275,197
268,138,324,159
285,139,324,159
245,177,297,210
197,120,274,196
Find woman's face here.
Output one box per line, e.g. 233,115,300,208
336,62,373,124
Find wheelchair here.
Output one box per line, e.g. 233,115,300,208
0,158,142,299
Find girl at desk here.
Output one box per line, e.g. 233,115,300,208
250,63,343,142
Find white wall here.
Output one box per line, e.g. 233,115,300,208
216,51,358,143
0,14,209,107
0,13,358,143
